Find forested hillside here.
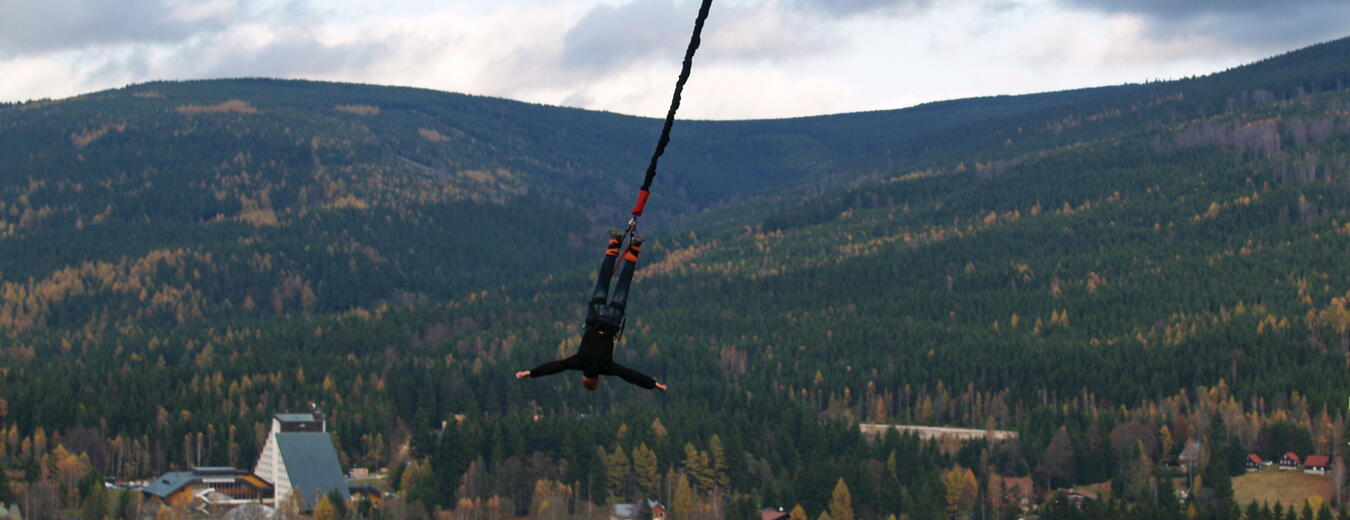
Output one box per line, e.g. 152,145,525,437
1,35,1349,520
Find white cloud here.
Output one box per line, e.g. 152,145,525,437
679,64,856,119
0,0,1344,118
0,55,85,101
168,0,240,23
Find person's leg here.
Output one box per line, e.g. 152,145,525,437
609,236,643,311
523,356,581,379
599,362,658,390
590,230,625,304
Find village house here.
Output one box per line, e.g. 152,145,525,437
1178,441,1204,474
1246,454,1264,472
1280,452,1301,470
1062,488,1098,508
648,499,668,520
612,499,668,520
1304,455,1331,474
1002,476,1036,512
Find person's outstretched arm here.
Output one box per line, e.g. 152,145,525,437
517,359,571,379
602,362,667,391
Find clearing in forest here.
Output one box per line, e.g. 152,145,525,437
1231,470,1332,509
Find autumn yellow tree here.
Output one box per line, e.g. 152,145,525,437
633,443,660,497
942,466,978,516
312,494,337,520
673,473,695,520
607,446,631,501
709,435,730,490
531,479,572,520
828,478,854,520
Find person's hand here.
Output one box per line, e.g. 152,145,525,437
655,382,668,392
515,370,531,379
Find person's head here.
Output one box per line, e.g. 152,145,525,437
582,376,600,391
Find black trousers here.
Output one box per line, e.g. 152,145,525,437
588,239,638,327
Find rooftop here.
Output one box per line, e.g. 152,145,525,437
275,413,318,423
142,472,196,498
276,432,350,508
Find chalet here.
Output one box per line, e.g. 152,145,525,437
141,467,273,506
1280,452,1301,471
1003,476,1035,510
1178,441,1204,473
1304,455,1331,474
1246,454,1264,472
761,509,789,520
1063,488,1098,507
253,412,350,511
648,499,668,520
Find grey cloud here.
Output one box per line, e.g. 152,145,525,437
77,32,396,89
188,36,395,79
789,0,934,18
560,0,689,72
0,0,241,57
1061,0,1337,19
559,0,842,76
1059,0,1350,49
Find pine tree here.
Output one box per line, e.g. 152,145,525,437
1117,440,1154,502
1038,427,1076,489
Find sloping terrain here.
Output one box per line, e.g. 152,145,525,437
1,35,1349,520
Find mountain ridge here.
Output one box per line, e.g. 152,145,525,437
0,34,1349,520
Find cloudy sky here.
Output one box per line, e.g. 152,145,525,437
2,0,1348,119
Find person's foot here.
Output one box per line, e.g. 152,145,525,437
515,370,531,379
655,382,668,392
606,229,624,256
624,236,644,262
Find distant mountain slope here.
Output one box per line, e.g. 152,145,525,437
0,35,1348,503
0,75,1122,338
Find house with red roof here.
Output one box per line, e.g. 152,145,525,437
1246,454,1264,472
1279,452,1301,471
1304,455,1331,475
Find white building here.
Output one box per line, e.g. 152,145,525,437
253,412,349,511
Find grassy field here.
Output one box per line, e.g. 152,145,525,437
1232,469,1333,509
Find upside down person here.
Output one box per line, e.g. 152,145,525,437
515,231,668,392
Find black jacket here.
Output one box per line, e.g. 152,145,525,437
527,311,657,389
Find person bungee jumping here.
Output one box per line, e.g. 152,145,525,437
515,231,668,392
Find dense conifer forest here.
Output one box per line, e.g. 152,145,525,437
1,34,1350,520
